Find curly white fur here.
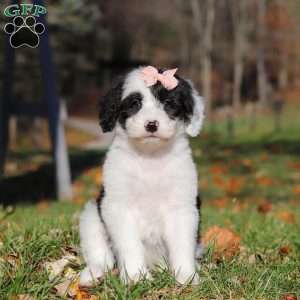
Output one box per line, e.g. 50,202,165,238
79,68,204,286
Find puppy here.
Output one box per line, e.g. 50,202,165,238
79,66,205,286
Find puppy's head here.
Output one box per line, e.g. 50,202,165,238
99,67,204,146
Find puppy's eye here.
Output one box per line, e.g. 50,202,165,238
129,98,141,109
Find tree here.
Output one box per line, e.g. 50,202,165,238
225,0,249,138
230,0,248,113
190,0,215,123
256,0,268,105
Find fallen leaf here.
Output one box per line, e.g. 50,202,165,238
281,294,298,300
44,255,78,281
260,153,269,161
202,226,240,259
212,175,225,188
289,162,300,171
293,185,300,196
276,211,296,224
211,198,229,209
233,201,248,212
55,278,73,297
257,201,273,214
210,164,227,176
36,200,50,212
3,254,20,269
225,177,245,196
279,246,291,256
256,176,274,187
241,158,253,168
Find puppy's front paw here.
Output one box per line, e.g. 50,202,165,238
120,268,151,284
79,266,103,287
175,270,199,286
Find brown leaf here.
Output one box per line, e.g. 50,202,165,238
281,294,298,300
210,164,227,176
211,198,229,209
241,158,253,168
55,278,73,297
293,185,300,196
212,175,225,188
233,201,248,212
289,162,300,171
257,201,273,214
256,176,274,187
202,226,240,259
44,255,78,281
36,200,50,212
276,211,296,224
225,177,245,196
279,246,291,256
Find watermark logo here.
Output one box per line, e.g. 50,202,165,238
3,4,47,48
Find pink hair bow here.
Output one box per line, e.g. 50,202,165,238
140,66,179,90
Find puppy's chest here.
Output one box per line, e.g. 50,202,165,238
128,159,176,204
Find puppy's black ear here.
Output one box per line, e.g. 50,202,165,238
99,77,124,132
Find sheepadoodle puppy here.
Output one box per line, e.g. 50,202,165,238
79,66,205,286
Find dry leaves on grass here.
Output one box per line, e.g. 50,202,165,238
225,177,245,196
257,201,273,214
293,185,300,196
256,176,274,187
279,245,292,256
281,294,298,300
44,255,100,299
55,277,102,299
289,162,300,171
44,255,79,281
211,175,245,196
276,210,296,224
36,200,50,213
202,226,240,260
211,198,230,209
210,164,228,176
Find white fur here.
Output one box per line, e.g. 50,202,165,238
79,68,204,286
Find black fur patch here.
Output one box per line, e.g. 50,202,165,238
196,194,202,238
96,186,105,221
118,92,143,129
99,77,124,132
150,76,194,123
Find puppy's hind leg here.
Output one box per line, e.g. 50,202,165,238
79,200,114,286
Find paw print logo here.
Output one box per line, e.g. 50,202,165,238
4,16,45,48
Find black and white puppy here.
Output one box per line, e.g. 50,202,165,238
79,66,205,286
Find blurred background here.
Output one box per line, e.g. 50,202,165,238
0,0,300,203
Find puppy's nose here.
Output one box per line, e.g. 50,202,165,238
145,120,159,133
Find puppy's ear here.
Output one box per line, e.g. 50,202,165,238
184,80,205,137
99,77,124,132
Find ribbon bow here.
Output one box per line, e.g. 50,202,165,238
140,66,178,90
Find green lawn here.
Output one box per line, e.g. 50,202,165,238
0,104,299,299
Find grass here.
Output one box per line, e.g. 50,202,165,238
0,104,300,299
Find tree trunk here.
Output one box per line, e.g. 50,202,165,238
175,0,190,68
257,0,268,104
203,0,215,123
190,0,215,124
